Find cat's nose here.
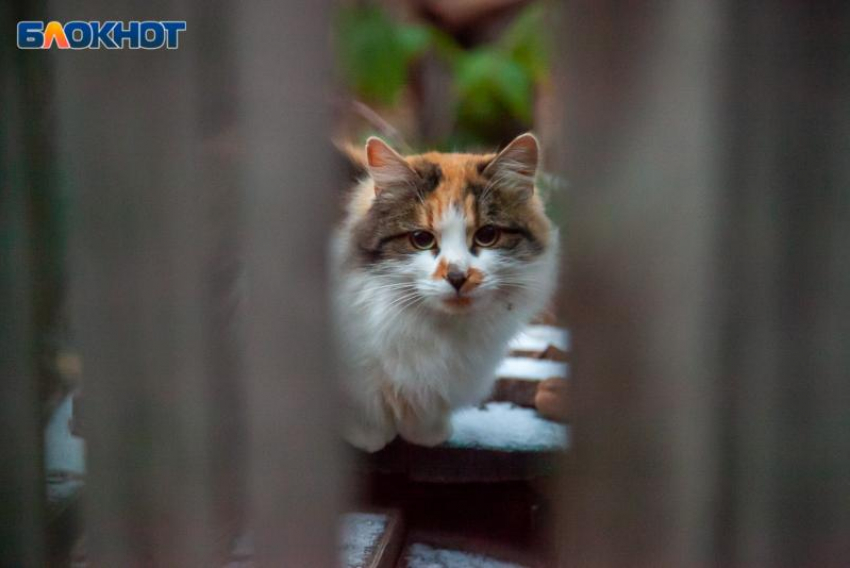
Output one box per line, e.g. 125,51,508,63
446,269,468,292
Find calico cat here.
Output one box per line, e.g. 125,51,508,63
332,133,558,452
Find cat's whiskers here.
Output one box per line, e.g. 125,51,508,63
487,275,546,296
352,282,416,308
366,281,419,294
375,294,427,336
393,294,426,314
380,289,423,311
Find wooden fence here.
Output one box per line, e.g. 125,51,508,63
1,0,848,566
556,2,850,567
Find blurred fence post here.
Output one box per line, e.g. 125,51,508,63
1,8,47,563
49,0,341,564
556,1,850,567
57,1,242,565
237,1,344,566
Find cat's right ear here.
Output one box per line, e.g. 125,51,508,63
365,137,418,196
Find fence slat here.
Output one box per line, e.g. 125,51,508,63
59,2,230,565
556,1,850,566
237,1,344,565
1,24,47,564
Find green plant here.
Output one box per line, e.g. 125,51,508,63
335,2,552,147
336,4,431,106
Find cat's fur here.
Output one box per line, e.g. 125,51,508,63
331,133,558,452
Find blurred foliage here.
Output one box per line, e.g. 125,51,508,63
335,2,551,147
336,5,431,106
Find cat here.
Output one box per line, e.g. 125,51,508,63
331,133,558,452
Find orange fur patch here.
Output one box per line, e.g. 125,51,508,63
443,296,472,308
432,258,449,280
461,267,484,294
346,147,552,258
412,152,492,232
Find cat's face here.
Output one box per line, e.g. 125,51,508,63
351,133,552,315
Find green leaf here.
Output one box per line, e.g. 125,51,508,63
397,24,431,59
499,3,550,81
455,49,533,123
335,5,432,106
427,27,464,65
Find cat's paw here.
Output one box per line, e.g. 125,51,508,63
398,415,453,448
344,422,396,453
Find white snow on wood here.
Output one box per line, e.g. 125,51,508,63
508,325,570,352
340,512,388,568
405,543,528,568
447,402,568,452
496,357,568,381
45,392,85,474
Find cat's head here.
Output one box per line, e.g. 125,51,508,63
349,133,553,315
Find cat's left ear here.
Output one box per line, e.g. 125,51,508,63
482,133,539,196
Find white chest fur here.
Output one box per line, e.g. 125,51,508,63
331,230,558,451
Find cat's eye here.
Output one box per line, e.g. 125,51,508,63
474,225,500,247
410,230,437,250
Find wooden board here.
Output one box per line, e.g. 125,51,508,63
354,437,564,483
342,509,405,568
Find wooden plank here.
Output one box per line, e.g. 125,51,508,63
364,443,563,484
355,387,569,482
553,2,723,565
363,477,550,566
491,325,571,408
489,378,539,408
341,510,405,568
371,511,405,568
555,1,850,566
57,1,230,565
0,17,47,563
237,0,344,565
496,326,570,408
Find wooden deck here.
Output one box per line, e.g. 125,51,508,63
47,325,569,566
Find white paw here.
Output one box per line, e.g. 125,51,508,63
345,422,396,453
398,415,453,448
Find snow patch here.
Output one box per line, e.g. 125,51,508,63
496,357,568,381
45,393,85,474
340,512,388,568
448,402,568,451
508,325,570,352
405,543,528,568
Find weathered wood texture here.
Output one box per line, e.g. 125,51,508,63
556,1,850,567
238,0,344,566
1,4,48,565
58,1,228,564
55,0,342,566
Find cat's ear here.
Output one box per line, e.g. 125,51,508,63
482,133,539,196
365,137,418,195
